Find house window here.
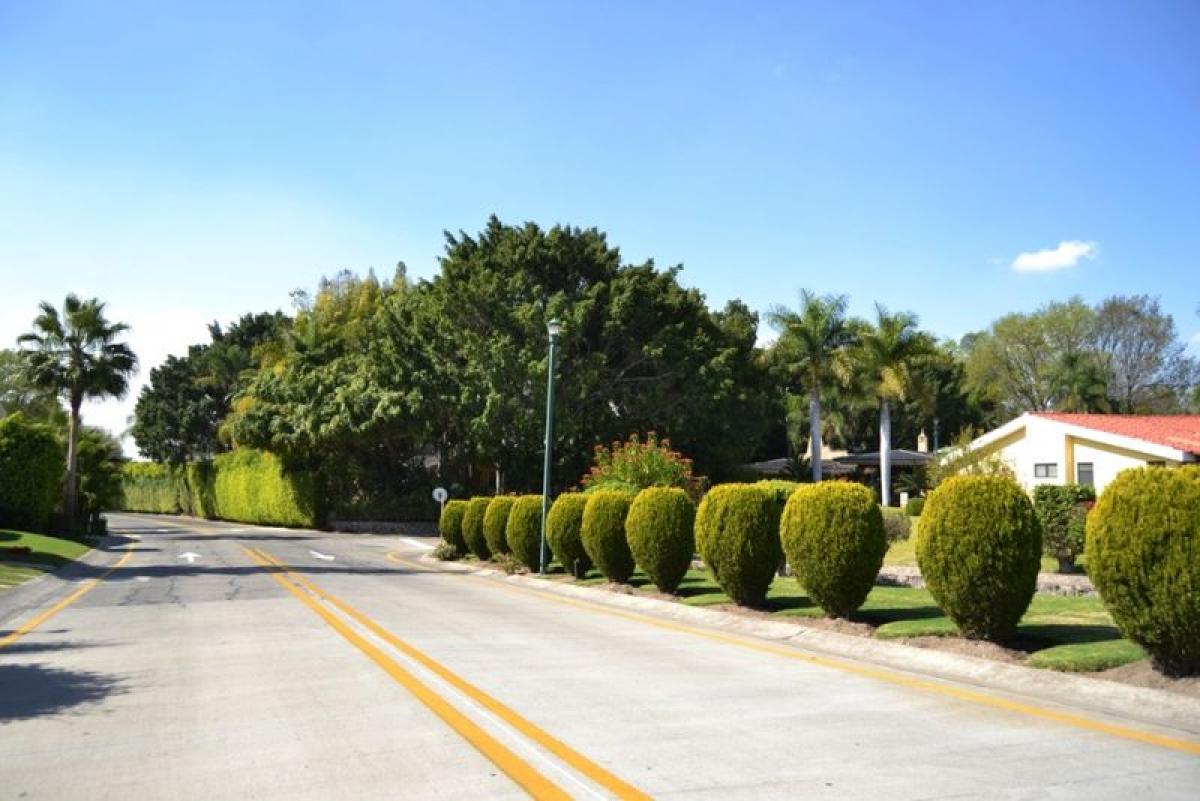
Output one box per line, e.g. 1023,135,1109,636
1034,463,1058,479
1077,463,1094,487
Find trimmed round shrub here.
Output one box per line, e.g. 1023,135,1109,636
438,500,468,554
0,414,64,532
547,493,591,578
694,484,781,606
462,497,492,560
483,496,515,556
1086,467,1200,675
781,483,886,618
917,475,1041,640
581,491,635,583
905,496,925,517
506,495,545,571
626,487,695,593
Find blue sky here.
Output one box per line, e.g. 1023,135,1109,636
2,1,1198,442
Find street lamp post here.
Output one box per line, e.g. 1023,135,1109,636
538,318,562,575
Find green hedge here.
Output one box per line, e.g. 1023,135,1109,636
462,497,492,560
1086,467,1200,675
781,483,885,618
547,493,591,578
626,487,695,593
439,500,468,554
1033,484,1095,571
581,491,635,583
121,462,185,514
904,496,925,517
918,475,1041,640
483,496,515,556
506,495,544,571
120,449,320,528
695,484,781,607
0,414,65,531
208,450,320,528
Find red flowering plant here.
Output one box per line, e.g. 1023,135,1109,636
579,433,705,500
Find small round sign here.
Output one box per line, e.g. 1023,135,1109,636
432,486,448,503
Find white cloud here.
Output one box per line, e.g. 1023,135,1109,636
1011,240,1098,272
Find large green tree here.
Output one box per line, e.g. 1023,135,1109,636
399,216,773,490
963,298,1096,417
18,295,137,528
131,311,289,464
766,291,855,481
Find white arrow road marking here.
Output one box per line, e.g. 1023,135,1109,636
177,552,201,563
401,538,435,551
309,550,335,561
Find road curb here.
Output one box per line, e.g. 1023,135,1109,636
419,554,1200,735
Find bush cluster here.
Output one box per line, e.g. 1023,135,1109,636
880,508,911,544
505,495,545,571
581,490,636,583
461,497,492,560
1086,467,1200,675
695,484,780,606
547,493,591,578
483,496,515,556
917,475,1041,640
904,496,925,517
626,487,695,593
0,414,65,531
581,432,703,498
782,483,885,618
439,500,468,554
1032,484,1095,572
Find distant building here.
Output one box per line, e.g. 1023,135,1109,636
965,412,1200,493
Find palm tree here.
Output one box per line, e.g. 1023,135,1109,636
857,305,932,506
767,290,856,481
18,295,137,528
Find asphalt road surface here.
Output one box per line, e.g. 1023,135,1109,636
1,513,1196,800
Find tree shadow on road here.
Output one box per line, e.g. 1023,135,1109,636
0,663,125,722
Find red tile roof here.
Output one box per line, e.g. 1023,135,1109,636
1031,413,1200,454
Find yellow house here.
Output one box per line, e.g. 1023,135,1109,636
967,412,1200,494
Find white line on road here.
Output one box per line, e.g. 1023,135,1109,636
309,550,335,561
177,552,201,563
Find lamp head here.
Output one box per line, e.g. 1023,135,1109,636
547,318,563,338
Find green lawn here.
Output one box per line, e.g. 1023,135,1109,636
574,561,1140,673
884,524,1071,574
0,529,90,591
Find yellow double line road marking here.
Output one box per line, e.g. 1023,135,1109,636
387,553,1200,758
244,547,649,800
0,546,134,651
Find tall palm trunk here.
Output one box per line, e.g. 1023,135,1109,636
879,399,892,507
64,400,81,528
809,387,822,482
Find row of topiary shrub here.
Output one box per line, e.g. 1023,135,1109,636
440,494,549,571
119,449,321,528
439,467,1200,677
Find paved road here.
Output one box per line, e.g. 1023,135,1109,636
0,513,1196,800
